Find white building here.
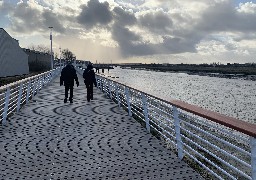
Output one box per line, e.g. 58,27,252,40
0,28,29,77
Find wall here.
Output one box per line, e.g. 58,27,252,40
0,28,29,77
23,49,51,72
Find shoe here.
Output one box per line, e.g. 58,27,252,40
70,99,73,103
64,98,67,103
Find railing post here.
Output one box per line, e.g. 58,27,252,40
251,137,256,179
125,87,132,116
96,77,100,90
48,72,52,82
2,87,10,125
173,106,184,159
42,74,45,86
26,80,31,104
17,83,23,112
102,78,104,92
37,77,40,90
32,78,37,98
104,79,108,97
47,72,51,83
99,78,102,91
108,80,112,99
142,93,150,132
45,73,49,84
38,76,42,90
50,71,53,81
95,76,98,88
115,84,120,108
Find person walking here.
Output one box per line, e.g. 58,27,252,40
83,64,97,102
60,63,79,103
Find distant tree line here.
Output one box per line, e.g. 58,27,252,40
27,45,76,72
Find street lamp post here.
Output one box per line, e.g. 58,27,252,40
59,46,62,67
49,26,53,69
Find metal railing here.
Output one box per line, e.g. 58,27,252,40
77,66,256,180
0,67,61,124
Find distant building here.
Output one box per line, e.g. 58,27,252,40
23,49,51,72
0,28,29,77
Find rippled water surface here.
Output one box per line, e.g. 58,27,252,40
104,67,256,124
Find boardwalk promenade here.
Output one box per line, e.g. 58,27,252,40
0,75,202,179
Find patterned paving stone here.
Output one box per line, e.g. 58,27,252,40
0,75,203,180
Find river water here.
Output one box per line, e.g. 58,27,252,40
102,66,256,124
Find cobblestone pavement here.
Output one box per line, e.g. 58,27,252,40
0,76,203,180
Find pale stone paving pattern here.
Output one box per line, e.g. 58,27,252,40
0,75,203,180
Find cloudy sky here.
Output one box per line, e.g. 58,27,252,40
1,0,256,64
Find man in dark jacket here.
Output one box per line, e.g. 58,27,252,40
60,63,79,103
83,64,97,102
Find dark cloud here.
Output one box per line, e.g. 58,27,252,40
77,0,113,29
111,23,154,56
42,10,65,33
197,1,256,33
113,6,137,26
111,22,197,57
110,5,197,57
4,1,66,34
10,2,44,33
161,36,196,54
139,10,173,34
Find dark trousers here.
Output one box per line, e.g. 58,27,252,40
65,85,73,100
86,83,93,101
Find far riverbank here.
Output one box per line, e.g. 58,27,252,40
118,63,256,81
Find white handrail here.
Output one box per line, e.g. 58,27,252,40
0,67,61,125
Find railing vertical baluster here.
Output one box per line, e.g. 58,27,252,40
36,77,40,93
96,77,100,90
142,93,150,132
115,84,120,108
251,137,256,179
173,106,184,159
32,78,37,98
39,76,42,90
102,78,104,92
109,80,112,99
48,72,51,83
51,71,54,80
51,70,54,79
95,76,98,88
99,78,102,91
17,83,23,112
97,77,99,90
42,74,45,86
125,87,132,116
2,87,10,125
45,73,49,84
37,77,41,90
26,80,31,104
101,79,104,92
104,79,108,97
